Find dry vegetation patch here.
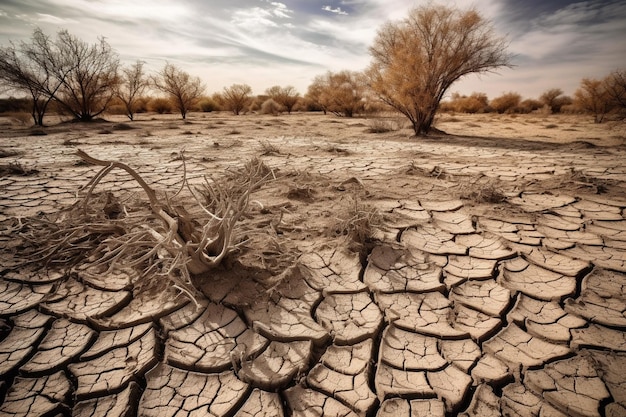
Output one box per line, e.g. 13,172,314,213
0,160,39,176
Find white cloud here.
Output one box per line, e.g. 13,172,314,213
232,7,278,29
47,0,189,22
231,2,294,31
36,13,76,25
322,6,348,16
270,2,292,19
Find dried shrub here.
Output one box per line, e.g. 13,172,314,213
0,161,39,177
4,112,32,126
4,150,273,302
518,99,543,114
366,117,403,133
106,104,128,115
198,98,220,112
441,92,489,113
148,97,173,114
490,92,522,114
460,177,507,204
259,140,281,156
260,98,283,115
328,188,382,246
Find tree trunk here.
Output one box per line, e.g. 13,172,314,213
411,109,436,136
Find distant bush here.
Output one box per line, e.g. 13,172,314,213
442,92,489,113
222,84,253,115
260,98,283,115
366,117,404,133
106,104,128,115
4,112,32,126
0,97,30,113
560,103,582,114
198,98,220,112
490,92,521,114
134,97,150,113
572,70,625,122
265,85,300,114
518,98,543,114
539,88,572,113
148,98,173,114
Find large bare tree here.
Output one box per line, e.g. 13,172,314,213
367,5,511,136
0,29,72,125
116,60,148,121
0,29,120,123
152,63,205,120
53,30,120,121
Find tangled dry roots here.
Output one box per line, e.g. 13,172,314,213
3,149,273,301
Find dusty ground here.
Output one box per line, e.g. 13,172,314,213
0,111,625,416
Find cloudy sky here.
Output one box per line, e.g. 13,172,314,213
0,0,624,99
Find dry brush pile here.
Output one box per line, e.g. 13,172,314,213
1,150,278,302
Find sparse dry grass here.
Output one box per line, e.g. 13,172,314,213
366,117,405,133
459,176,508,204
259,140,281,156
328,189,382,246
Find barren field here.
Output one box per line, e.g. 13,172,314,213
1,111,625,416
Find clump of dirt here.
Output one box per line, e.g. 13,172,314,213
112,123,135,131
0,149,22,158
0,161,39,177
287,186,315,201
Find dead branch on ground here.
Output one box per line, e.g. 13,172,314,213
3,150,272,300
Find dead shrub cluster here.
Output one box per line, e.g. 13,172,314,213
366,117,404,133
0,161,39,177
459,176,508,204
2,151,274,302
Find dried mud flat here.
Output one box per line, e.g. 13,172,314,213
0,112,625,417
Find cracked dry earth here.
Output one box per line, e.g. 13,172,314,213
1,113,626,417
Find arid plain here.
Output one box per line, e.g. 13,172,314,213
1,111,625,416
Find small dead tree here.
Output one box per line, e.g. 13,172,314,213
367,5,511,135
222,84,253,115
152,63,205,119
116,60,148,121
574,78,612,123
53,30,120,121
0,29,71,125
605,69,626,120
539,88,571,114
265,85,300,114
306,71,367,117
305,75,328,114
